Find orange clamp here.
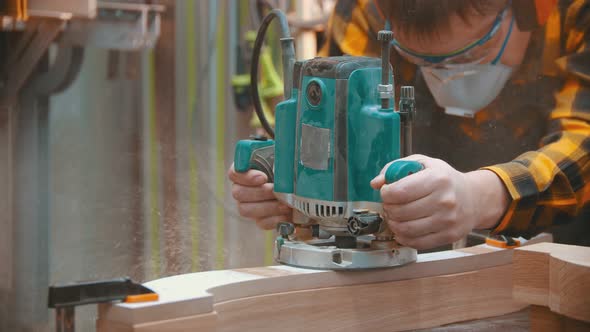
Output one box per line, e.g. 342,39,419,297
125,293,159,303
486,235,521,249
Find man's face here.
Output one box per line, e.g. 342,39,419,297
393,7,531,68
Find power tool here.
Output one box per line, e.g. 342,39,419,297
234,9,423,270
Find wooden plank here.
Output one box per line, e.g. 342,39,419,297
214,265,524,332
97,313,217,332
96,318,134,332
99,233,554,326
513,243,590,322
513,245,551,306
96,235,553,331
98,264,525,331
98,243,529,330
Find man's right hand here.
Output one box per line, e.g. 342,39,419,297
228,163,293,230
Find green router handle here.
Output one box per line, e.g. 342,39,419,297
234,139,275,183
385,160,424,184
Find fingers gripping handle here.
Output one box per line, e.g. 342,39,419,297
385,160,424,184
234,139,275,183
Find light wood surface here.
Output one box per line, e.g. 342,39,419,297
97,313,217,332
214,265,524,332
97,241,539,331
513,242,590,322
98,264,524,332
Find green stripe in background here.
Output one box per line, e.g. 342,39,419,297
147,50,161,278
215,0,226,270
238,0,250,29
239,0,277,266
185,0,200,272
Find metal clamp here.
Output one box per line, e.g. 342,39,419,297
486,235,521,249
378,84,394,100
48,277,158,332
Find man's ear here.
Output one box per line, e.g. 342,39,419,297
512,0,558,31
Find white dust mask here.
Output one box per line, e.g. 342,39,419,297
421,63,513,118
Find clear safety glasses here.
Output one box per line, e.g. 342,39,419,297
388,0,514,69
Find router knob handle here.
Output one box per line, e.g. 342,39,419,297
385,160,424,184
377,30,394,42
234,138,275,183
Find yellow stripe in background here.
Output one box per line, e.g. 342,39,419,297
185,0,201,273
147,50,161,278
21,0,28,20
215,1,226,270
16,0,22,20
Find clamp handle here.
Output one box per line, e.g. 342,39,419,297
384,160,424,184
234,137,275,183
486,235,521,249
48,277,157,332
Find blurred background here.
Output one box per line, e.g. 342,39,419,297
0,0,334,330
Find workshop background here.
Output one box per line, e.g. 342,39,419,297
0,0,333,330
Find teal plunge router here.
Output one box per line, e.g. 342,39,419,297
234,9,423,270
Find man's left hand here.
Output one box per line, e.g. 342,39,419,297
370,155,509,250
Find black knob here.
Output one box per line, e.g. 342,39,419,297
277,222,295,238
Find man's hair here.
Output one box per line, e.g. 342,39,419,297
376,0,509,39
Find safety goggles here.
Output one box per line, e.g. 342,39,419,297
388,0,513,68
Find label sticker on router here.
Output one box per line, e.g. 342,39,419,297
300,124,331,170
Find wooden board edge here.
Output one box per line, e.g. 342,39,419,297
174,265,527,331
513,248,550,306
514,243,590,323
99,239,555,327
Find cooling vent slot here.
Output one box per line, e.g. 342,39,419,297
293,198,345,219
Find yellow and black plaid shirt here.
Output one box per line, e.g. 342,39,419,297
319,0,590,240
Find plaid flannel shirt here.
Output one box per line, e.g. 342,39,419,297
319,0,590,237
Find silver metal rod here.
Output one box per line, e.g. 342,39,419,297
378,30,393,110
404,121,413,156
399,86,415,157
